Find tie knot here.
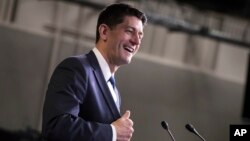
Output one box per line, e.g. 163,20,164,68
109,76,116,88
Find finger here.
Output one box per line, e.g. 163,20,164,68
122,110,130,119
128,119,134,126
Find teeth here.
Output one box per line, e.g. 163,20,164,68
124,46,134,53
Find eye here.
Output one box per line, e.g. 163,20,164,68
139,32,143,39
125,29,133,34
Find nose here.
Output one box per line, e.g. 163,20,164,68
130,34,141,46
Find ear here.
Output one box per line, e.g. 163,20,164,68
98,24,109,41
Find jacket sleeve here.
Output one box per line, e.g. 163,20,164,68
42,57,113,141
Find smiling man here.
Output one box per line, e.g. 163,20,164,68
42,3,147,141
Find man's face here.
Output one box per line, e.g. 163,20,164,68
106,16,144,66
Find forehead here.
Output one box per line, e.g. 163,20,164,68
118,16,144,32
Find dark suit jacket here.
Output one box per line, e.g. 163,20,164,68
42,51,121,141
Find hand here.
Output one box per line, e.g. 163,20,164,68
112,110,134,141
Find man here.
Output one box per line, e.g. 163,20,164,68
42,3,147,141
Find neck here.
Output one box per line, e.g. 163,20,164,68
95,44,119,74
109,65,119,74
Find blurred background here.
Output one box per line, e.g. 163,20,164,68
0,0,250,140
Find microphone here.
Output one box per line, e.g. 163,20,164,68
161,121,176,141
185,123,206,141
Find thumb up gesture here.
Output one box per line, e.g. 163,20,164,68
112,110,134,141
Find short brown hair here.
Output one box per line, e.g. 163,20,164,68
95,3,147,43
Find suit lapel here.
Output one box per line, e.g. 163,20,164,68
87,51,121,119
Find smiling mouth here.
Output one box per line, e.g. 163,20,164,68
124,46,134,53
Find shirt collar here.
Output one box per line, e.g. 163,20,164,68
92,47,113,82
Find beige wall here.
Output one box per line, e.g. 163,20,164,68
0,0,249,141
8,0,249,84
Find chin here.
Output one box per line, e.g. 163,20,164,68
121,59,131,65
120,55,132,64
126,58,132,64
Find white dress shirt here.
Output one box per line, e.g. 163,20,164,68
92,47,118,141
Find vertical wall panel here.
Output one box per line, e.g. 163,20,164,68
0,26,51,130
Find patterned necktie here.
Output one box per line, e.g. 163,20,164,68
109,76,120,110
109,76,116,89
